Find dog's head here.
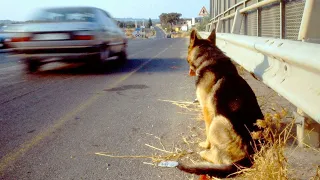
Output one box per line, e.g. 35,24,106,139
187,29,216,76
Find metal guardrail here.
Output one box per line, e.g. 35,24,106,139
199,32,320,123
202,0,320,124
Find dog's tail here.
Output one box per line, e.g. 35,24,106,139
177,157,252,178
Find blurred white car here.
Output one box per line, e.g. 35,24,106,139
8,6,127,72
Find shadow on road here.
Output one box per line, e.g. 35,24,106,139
28,58,188,77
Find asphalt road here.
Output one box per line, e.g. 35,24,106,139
0,37,201,180
154,26,166,39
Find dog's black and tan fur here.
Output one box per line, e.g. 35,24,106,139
177,29,264,178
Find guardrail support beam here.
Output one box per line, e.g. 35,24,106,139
231,9,244,34
209,21,215,32
206,24,210,32
296,108,320,148
215,18,222,33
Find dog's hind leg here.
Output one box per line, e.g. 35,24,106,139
200,146,233,165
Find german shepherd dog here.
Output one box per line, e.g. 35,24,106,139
177,29,264,178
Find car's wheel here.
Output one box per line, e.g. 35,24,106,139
88,45,109,69
117,48,127,64
97,45,110,64
26,60,40,73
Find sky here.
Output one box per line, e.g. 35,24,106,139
0,0,210,21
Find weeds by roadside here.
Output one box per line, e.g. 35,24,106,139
236,111,292,180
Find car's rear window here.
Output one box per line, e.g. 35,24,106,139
30,8,96,22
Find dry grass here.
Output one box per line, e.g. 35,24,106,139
235,65,246,76
171,32,192,38
158,99,202,121
147,30,156,38
310,166,320,180
236,111,293,180
125,29,135,38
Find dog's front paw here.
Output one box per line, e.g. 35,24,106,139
199,141,210,149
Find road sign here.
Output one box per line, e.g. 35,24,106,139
199,6,209,17
133,29,145,38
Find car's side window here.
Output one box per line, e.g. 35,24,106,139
101,10,119,29
96,10,112,29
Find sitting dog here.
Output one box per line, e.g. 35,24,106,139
177,29,264,178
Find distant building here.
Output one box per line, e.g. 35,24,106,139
180,18,193,29
170,17,204,32
181,26,188,32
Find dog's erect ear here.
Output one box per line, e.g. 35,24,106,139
207,29,216,46
190,29,201,47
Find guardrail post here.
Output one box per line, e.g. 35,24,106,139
231,9,244,34
295,108,320,148
298,0,320,43
215,18,223,32
209,21,215,32
206,24,210,32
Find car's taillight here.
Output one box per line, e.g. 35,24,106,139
73,35,94,40
11,37,31,42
